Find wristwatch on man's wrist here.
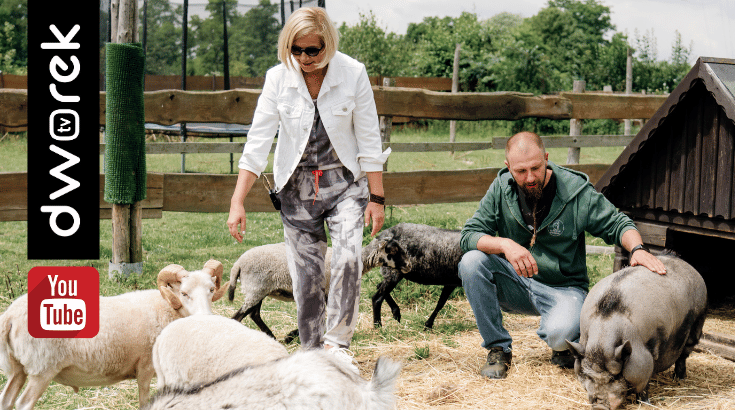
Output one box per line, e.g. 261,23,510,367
630,243,649,256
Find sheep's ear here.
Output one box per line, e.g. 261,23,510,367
378,233,394,250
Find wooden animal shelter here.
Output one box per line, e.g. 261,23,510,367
595,57,735,300
596,56,735,359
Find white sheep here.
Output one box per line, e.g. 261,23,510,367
143,350,402,410
152,314,288,390
0,260,228,410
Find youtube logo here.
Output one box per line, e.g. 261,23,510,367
27,266,99,338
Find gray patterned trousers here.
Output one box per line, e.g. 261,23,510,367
278,166,368,349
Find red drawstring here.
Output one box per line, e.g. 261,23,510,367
312,170,323,204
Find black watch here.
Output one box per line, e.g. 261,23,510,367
630,244,649,255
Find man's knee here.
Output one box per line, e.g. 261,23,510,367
541,314,582,351
547,326,580,351
458,250,489,282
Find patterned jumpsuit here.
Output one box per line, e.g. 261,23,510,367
277,99,368,349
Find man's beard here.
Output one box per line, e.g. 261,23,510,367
521,180,544,202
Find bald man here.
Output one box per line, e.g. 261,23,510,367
459,132,665,379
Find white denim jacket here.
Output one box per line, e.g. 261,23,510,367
238,51,390,192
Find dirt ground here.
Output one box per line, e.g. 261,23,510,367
352,299,735,410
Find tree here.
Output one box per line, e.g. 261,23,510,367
338,11,411,77
519,0,615,90
139,0,182,75
228,0,280,77
0,0,27,72
632,28,692,94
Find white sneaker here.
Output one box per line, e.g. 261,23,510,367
326,346,359,374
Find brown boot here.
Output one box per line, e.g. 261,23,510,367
550,349,575,369
480,346,512,379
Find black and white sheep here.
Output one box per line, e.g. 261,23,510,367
227,241,411,340
0,260,228,410
152,314,288,390
143,351,402,410
366,223,463,329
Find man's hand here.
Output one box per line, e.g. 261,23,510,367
503,240,538,278
630,249,667,275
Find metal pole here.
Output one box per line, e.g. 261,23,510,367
181,0,188,173
281,0,285,27
142,0,148,55
223,0,230,90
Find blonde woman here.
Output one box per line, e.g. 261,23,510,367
227,7,389,371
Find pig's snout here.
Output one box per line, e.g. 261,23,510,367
590,393,623,410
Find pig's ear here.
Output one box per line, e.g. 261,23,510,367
614,340,632,362
608,340,632,375
621,340,655,394
566,340,584,359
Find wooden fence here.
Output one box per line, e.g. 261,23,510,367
0,86,668,221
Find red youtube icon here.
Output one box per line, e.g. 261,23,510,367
28,266,99,338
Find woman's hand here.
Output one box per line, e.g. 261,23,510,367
364,202,385,237
227,204,247,243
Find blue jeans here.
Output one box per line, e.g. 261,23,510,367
458,250,587,353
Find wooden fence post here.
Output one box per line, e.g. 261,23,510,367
380,77,395,171
624,47,633,136
110,0,144,277
567,80,585,164
449,43,460,155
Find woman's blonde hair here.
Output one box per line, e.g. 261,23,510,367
277,7,339,72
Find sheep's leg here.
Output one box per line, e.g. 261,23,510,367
424,285,457,329
235,300,277,340
136,356,155,406
15,371,55,410
383,294,401,323
0,358,26,410
372,278,402,328
283,328,300,344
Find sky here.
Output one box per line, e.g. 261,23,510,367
323,0,735,65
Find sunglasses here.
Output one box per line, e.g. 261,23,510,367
290,45,324,57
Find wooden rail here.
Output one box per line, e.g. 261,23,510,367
0,88,667,127
97,134,635,156
0,164,609,221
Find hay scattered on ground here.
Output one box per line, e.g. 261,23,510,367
352,300,735,410
19,300,735,409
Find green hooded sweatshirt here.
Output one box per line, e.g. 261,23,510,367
460,161,637,291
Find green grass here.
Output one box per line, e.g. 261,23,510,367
0,124,620,408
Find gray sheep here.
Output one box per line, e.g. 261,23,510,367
366,223,463,329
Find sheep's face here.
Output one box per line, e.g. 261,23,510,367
174,270,218,316
379,240,412,273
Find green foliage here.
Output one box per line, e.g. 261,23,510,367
632,29,693,94
140,0,183,75
0,0,26,72
226,0,280,77
338,11,411,77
